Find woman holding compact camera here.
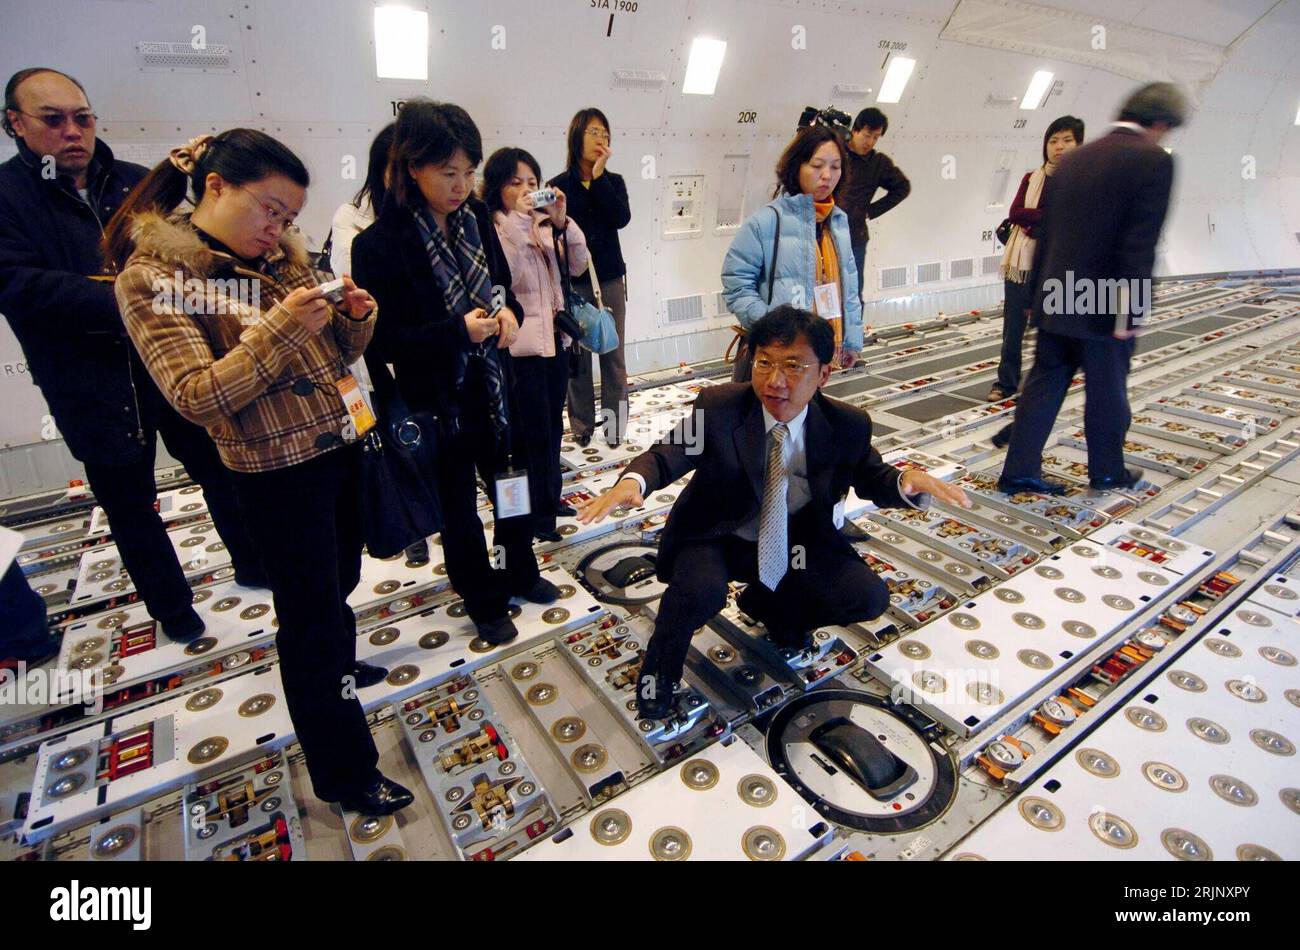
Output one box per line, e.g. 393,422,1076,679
106,129,412,816
482,147,590,542
351,100,559,646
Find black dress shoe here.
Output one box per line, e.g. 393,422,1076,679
990,424,1012,449
554,503,578,518
1089,467,1144,491
338,774,414,817
474,615,519,646
514,577,560,604
574,433,592,447
635,669,676,720
161,609,205,643
534,529,563,544
350,661,389,689
997,475,1069,496
404,538,430,566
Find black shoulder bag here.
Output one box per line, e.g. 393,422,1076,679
357,360,444,558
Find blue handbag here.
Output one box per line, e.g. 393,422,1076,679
556,227,619,355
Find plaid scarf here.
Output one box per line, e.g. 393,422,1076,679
412,203,509,440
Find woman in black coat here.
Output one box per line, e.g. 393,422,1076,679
351,100,558,645
547,107,632,447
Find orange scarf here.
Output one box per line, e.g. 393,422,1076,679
812,198,843,359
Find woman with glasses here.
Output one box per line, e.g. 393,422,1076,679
547,108,631,447
105,129,415,817
481,147,590,543
722,125,863,380
351,100,560,647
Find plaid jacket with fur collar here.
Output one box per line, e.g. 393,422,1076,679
115,211,374,472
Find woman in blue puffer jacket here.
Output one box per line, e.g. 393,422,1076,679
722,124,862,377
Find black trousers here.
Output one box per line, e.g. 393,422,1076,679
996,278,1034,394
852,240,868,301
1001,327,1136,482
644,532,890,685
82,390,263,623
433,372,541,624
512,347,570,535
227,444,378,803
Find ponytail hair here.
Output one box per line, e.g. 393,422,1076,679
103,128,310,271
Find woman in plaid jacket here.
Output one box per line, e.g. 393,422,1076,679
105,129,413,817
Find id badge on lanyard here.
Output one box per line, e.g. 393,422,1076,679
335,373,376,438
813,282,843,320
494,469,531,519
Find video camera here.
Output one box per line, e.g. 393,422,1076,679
797,105,853,138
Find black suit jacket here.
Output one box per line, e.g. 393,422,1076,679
624,383,922,582
350,196,523,420
1030,127,1174,339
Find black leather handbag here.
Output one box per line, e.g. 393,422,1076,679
357,363,444,558
995,217,1013,246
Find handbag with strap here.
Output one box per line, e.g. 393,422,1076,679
548,226,585,346
730,205,781,383
356,361,444,558
995,217,1013,247
556,228,619,355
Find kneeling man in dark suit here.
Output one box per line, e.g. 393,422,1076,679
578,306,971,719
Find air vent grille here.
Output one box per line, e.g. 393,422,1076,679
879,266,909,290
137,42,233,71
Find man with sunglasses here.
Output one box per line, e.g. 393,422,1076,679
578,306,971,719
0,68,266,641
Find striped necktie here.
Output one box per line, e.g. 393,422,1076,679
758,422,789,590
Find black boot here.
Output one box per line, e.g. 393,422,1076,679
161,608,205,643
514,577,561,604
474,615,519,646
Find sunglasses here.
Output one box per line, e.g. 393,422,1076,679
17,109,96,130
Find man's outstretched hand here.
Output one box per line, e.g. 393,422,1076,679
900,469,972,509
576,477,645,524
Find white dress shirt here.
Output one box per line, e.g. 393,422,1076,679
621,402,928,531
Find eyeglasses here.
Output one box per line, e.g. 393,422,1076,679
16,109,96,130
753,356,817,379
584,128,611,143
236,184,299,233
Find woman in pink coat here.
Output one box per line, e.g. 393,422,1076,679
483,147,590,541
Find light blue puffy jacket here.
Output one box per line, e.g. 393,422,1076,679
721,192,863,351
